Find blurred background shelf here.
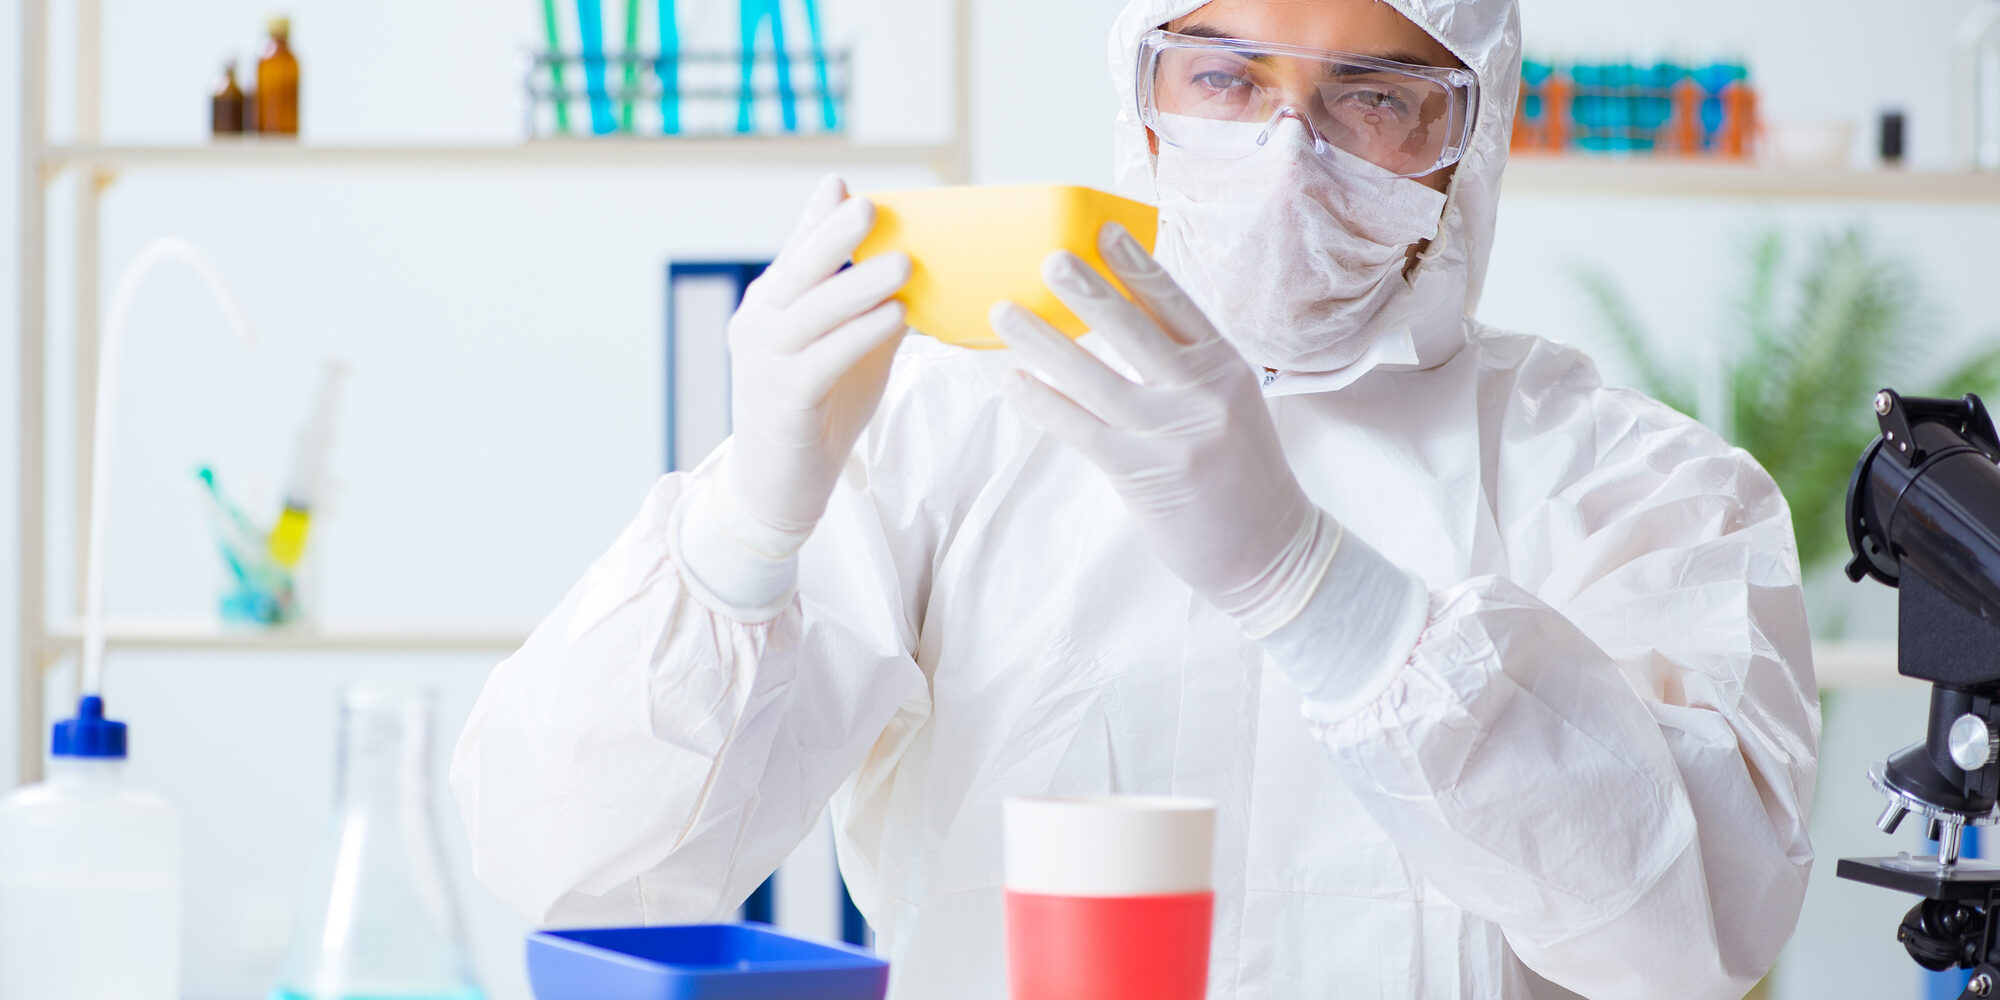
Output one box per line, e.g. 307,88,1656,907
41,145,2000,200
1812,640,1899,688
26,617,1902,686
39,618,529,654
1504,156,2000,200
40,138,962,174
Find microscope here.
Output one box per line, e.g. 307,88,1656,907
1837,390,2000,998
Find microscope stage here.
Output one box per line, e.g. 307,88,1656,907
1839,856,2000,902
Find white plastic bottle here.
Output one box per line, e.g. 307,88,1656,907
0,695,180,1000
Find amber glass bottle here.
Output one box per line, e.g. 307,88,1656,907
255,17,299,136
211,63,246,134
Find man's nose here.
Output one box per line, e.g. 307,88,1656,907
1255,106,1323,151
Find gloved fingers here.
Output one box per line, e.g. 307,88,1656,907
999,368,1113,462
789,300,909,402
1039,250,1186,386
1096,222,1228,354
748,196,877,310
765,251,912,354
989,301,1150,428
781,174,848,252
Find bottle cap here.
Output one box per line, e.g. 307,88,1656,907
268,16,291,38
52,695,128,759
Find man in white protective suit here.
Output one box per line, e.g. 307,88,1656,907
451,0,1821,996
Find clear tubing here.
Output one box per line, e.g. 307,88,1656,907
86,239,255,698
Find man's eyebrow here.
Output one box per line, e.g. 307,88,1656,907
1170,23,1238,41
1170,25,1452,71
1375,51,1443,69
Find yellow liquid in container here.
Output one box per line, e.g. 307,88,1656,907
269,505,311,568
852,185,1159,350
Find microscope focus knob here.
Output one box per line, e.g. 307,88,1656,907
1949,714,2000,772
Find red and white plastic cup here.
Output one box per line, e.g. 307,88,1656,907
1003,795,1216,1000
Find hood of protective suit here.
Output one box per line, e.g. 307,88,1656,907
1107,0,1521,383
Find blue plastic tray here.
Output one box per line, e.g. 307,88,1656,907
526,923,889,1000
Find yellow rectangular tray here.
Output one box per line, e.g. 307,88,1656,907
852,185,1160,350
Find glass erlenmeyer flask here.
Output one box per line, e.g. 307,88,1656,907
271,685,483,1000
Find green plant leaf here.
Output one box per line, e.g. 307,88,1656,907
1727,228,1786,438
1932,338,2000,401
1577,223,1961,577
1760,230,1910,494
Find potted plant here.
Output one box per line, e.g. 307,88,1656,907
1578,225,2000,634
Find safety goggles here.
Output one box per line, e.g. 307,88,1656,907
1135,29,1479,179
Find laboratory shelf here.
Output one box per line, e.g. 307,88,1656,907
1812,640,1899,689
1503,155,2000,201
44,144,2000,201
40,618,528,654
40,138,961,175
25,620,1903,687
17,0,977,782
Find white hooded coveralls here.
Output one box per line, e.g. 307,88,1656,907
451,0,1820,996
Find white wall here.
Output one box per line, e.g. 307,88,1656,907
3,0,1996,998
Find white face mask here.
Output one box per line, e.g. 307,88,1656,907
1151,117,1449,374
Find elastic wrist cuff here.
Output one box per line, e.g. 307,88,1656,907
1235,508,1345,640
673,476,799,624
1258,529,1429,721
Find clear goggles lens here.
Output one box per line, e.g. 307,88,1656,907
1136,29,1479,179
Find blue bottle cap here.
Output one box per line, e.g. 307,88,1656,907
52,695,128,758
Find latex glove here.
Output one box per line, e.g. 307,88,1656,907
679,176,911,618
990,223,1340,637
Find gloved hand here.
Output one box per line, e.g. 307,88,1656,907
679,176,911,617
991,222,1340,637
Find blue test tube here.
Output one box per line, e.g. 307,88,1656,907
576,0,617,134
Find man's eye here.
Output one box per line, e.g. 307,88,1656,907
1340,89,1411,115
1190,70,1251,92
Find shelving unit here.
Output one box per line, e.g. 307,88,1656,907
38,619,529,654
1812,641,1901,689
13,0,974,784
41,137,966,174
11,2,1976,787
1504,155,2000,201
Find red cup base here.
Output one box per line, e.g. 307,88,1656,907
1005,889,1213,1000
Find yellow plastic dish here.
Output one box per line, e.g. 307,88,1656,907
852,185,1160,350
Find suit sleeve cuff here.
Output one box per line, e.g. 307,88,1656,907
1256,527,1430,722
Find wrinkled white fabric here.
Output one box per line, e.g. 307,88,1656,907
453,0,1820,997
686,177,912,619
1154,117,1447,373
992,235,1345,639
454,330,1818,998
